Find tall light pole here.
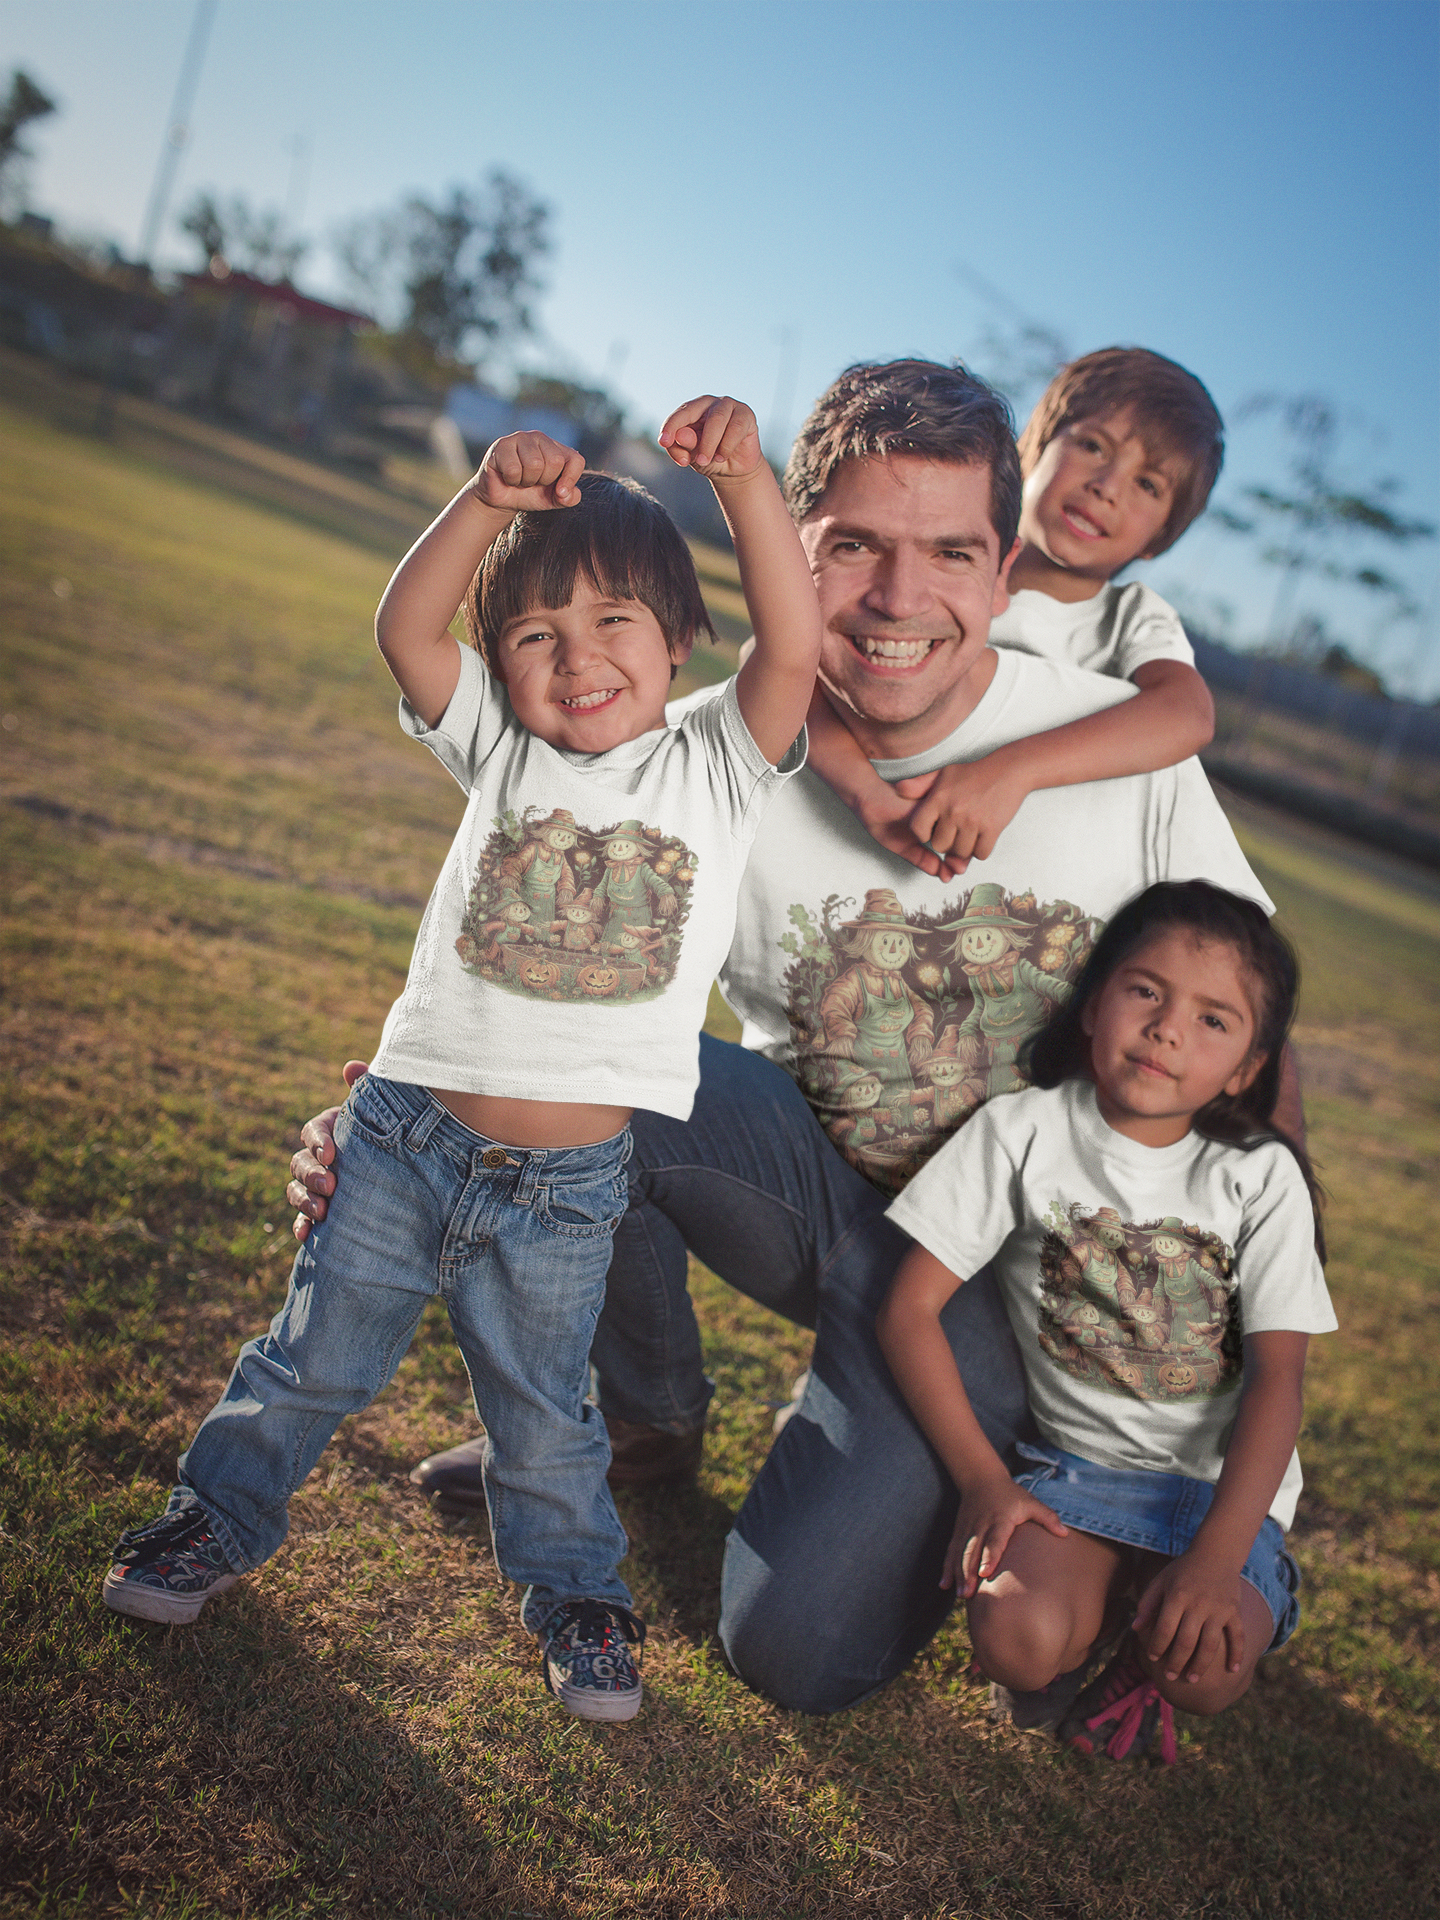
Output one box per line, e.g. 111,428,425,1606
136,0,218,268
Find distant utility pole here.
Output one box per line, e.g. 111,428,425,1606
136,0,217,267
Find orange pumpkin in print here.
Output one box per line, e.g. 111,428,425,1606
578,963,620,997
518,955,561,992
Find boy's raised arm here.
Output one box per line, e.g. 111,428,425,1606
376,432,586,729
659,396,820,766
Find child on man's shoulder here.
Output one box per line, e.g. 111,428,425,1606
808,346,1222,878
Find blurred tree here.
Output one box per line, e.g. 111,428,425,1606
1210,394,1436,649
512,374,623,463
333,169,549,381
178,190,307,281
954,262,1069,422
0,69,57,212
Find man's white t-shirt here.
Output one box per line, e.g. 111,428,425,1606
369,647,802,1119
989,580,1193,680
673,649,1271,1195
887,1080,1336,1526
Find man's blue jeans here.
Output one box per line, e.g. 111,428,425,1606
592,1033,1036,1713
179,1075,634,1632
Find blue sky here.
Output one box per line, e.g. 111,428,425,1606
5,0,1438,691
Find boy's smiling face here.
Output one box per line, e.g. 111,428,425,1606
1018,407,1182,596
494,578,691,752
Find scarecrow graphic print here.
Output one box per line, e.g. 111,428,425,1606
781,883,1099,1192
1038,1204,1241,1402
455,807,697,1003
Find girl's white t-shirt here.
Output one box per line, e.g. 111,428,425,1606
368,646,803,1119
886,1079,1336,1526
989,580,1193,680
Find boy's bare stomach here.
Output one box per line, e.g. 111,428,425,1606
430,1089,632,1149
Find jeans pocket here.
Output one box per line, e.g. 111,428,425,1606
343,1075,415,1149
535,1172,628,1239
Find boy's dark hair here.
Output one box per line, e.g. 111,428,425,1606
783,359,1022,554
1017,347,1225,556
1025,880,1325,1258
465,470,715,672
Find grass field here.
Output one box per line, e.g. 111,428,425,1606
2,357,1437,1919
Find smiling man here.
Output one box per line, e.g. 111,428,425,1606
292,360,1278,1714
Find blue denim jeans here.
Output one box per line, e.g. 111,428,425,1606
592,1033,1036,1712
178,1074,634,1631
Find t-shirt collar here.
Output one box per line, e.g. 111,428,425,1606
869,649,1020,782
1066,1077,1206,1175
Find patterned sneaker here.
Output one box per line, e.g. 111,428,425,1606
539,1600,645,1722
1056,1637,1178,1765
102,1505,240,1625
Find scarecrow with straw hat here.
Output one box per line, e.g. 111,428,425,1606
594,820,678,953
500,807,580,938
938,883,1072,1100
813,889,936,1099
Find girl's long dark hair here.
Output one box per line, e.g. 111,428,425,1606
1025,881,1325,1259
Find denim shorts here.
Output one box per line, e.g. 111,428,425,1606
1014,1441,1301,1650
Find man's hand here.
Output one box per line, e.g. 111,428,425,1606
658,395,763,482
469,430,586,514
898,753,1032,875
288,1060,367,1243
943,1471,1069,1597
1132,1547,1247,1684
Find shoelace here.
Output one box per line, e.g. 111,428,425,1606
547,1600,645,1652
1085,1675,1177,1765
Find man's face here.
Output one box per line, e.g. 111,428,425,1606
799,455,1017,741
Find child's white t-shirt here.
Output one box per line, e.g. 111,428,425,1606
989,581,1193,681
885,1079,1336,1526
368,646,803,1119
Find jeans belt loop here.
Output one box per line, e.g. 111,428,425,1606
407,1099,446,1152
513,1153,542,1205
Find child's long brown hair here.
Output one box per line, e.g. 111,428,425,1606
1025,881,1325,1259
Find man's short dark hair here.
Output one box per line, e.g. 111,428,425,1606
783,359,1022,553
465,471,715,671
1017,347,1225,555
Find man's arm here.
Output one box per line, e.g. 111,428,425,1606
901,660,1215,872
659,396,820,767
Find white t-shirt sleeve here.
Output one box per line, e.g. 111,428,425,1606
398,642,506,792
1150,759,1276,914
678,675,807,840
885,1103,1027,1281
1108,585,1195,681
1229,1146,1337,1336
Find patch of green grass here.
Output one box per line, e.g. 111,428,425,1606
2,373,1437,1918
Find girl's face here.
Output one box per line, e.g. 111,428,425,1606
1081,929,1264,1148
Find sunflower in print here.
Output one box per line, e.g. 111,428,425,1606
455,807,697,1003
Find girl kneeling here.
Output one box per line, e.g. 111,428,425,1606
879,880,1333,1761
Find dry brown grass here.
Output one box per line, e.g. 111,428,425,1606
1,357,1437,1919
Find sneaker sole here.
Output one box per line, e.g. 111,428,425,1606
549,1675,643,1722
102,1569,238,1625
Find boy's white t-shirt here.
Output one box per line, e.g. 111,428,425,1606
681,651,1273,1196
989,580,1193,680
368,646,803,1119
886,1079,1336,1526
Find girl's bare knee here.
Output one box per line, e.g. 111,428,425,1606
968,1595,1079,1694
